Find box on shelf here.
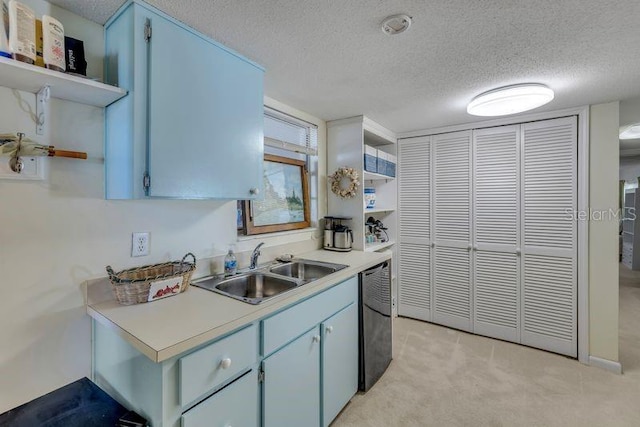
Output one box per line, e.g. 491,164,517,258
65,36,87,75
386,153,396,177
364,145,377,173
8,0,36,64
377,151,388,176
364,187,376,209
35,19,44,67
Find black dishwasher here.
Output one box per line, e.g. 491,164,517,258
358,261,392,392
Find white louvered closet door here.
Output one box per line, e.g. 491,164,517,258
472,126,520,343
398,137,432,321
433,131,473,332
521,117,577,357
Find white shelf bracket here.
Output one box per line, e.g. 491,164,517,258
36,85,51,135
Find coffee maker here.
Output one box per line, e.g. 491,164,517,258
324,216,353,252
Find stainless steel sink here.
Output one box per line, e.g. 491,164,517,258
193,272,300,305
192,259,348,304
269,259,348,283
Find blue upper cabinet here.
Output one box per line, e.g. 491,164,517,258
104,0,264,199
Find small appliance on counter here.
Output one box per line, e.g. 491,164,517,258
324,216,353,252
365,217,389,244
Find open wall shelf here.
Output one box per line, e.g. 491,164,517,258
365,240,396,252
328,115,397,254
0,56,127,107
363,171,395,182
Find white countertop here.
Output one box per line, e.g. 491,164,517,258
86,249,390,363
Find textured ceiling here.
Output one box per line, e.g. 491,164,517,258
50,0,640,133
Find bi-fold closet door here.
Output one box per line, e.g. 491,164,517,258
397,136,432,321
432,131,473,332
519,118,577,357
398,116,577,357
473,125,521,343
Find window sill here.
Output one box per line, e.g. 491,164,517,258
237,227,319,242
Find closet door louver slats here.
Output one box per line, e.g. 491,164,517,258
434,132,471,243
399,243,431,319
473,126,520,342
398,137,432,321
434,247,471,331
433,131,472,332
521,116,577,357
397,117,578,358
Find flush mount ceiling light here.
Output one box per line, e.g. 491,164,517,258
620,124,640,140
381,14,412,35
467,84,555,117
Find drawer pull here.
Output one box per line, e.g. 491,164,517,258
326,326,334,334
220,358,232,370
312,335,321,343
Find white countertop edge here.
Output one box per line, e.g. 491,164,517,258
87,250,391,362
88,307,159,362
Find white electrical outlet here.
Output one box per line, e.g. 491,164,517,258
132,232,150,257
0,157,45,180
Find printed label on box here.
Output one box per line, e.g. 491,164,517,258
148,277,183,302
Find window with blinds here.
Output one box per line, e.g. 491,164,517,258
264,108,318,156
238,108,319,235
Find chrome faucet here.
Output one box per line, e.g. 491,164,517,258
250,242,265,269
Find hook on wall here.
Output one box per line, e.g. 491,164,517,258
36,86,50,136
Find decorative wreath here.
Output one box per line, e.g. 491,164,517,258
330,167,360,198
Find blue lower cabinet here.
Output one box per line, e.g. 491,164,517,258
93,276,358,427
181,370,259,427
261,277,359,427
322,303,358,426
263,327,321,427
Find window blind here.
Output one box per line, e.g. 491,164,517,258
264,108,318,156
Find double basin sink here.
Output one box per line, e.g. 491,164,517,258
192,259,348,305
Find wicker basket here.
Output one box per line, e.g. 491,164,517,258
106,253,196,305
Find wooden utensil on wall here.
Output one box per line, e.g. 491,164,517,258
0,133,88,159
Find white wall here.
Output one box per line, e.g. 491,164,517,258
620,156,640,187
619,97,640,157
0,2,326,412
589,101,620,363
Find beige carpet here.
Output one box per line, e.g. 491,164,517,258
334,265,640,426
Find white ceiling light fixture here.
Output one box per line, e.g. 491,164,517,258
381,14,412,35
467,83,555,117
620,124,640,140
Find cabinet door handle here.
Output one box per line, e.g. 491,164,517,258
326,326,334,334
249,188,260,195
220,358,232,369
516,248,522,256
312,335,321,343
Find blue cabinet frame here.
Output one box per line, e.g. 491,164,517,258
104,0,264,199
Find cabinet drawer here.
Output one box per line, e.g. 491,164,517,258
182,370,259,427
262,276,357,356
179,324,258,407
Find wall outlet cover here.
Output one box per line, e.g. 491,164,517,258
0,156,45,180
131,232,150,257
